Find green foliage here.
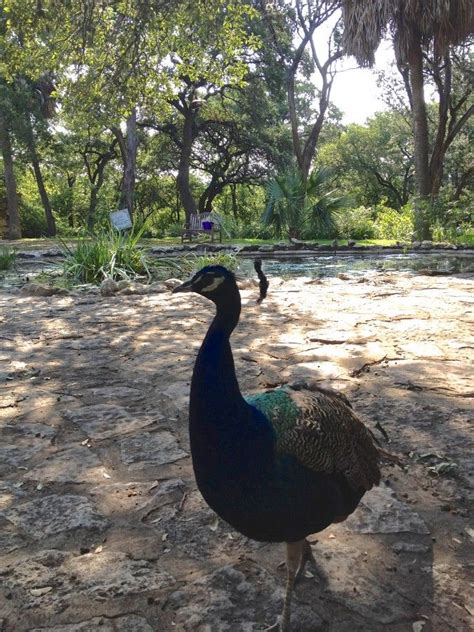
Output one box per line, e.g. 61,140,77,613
165,222,185,238
336,202,415,241
176,252,238,277
319,112,414,209
336,206,376,240
374,204,414,241
0,247,16,270
59,225,154,285
263,167,346,240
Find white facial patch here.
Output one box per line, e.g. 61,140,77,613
200,275,225,293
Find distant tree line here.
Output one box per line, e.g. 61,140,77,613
0,1,472,241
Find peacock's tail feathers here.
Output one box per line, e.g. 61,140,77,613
246,384,381,492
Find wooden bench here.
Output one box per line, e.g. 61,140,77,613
181,213,222,243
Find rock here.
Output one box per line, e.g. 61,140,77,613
412,241,421,249
99,278,119,296
331,239,338,248
344,485,430,534
147,281,167,293
258,245,274,252
163,278,183,289
421,240,433,249
24,447,107,483
3,550,174,613
64,404,158,439
348,240,356,247
392,542,430,554
117,279,131,290
4,494,108,539
29,615,154,631
0,526,27,554
119,431,188,468
20,284,68,297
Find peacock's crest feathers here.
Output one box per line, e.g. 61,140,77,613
246,384,381,492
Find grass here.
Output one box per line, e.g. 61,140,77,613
58,227,173,285
0,247,17,270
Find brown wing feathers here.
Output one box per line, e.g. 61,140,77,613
281,385,382,492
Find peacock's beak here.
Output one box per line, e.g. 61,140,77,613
172,279,195,293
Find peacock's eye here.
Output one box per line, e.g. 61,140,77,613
200,275,225,293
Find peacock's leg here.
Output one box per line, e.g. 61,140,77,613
263,540,308,632
275,540,305,632
294,539,317,584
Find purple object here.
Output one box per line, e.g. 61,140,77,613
202,221,214,230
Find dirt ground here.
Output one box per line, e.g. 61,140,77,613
0,268,472,632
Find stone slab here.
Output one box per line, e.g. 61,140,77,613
345,485,430,534
30,615,154,631
24,447,108,483
119,431,187,468
65,404,158,439
4,494,108,539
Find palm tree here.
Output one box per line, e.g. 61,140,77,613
263,167,345,240
341,0,473,239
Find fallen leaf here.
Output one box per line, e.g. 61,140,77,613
30,586,53,597
209,517,219,531
412,621,426,632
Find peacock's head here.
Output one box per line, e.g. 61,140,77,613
172,265,237,302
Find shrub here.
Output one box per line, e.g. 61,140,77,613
336,206,376,240
374,204,414,241
59,226,160,285
0,248,16,270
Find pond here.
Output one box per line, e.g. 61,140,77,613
238,252,473,278
0,250,472,289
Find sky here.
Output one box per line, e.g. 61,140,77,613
331,40,395,124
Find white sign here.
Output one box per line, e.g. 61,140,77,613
110,208,132,231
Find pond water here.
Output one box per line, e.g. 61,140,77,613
0,251,472,288
239,252,473,278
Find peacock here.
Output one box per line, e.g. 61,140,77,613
173,261,392,631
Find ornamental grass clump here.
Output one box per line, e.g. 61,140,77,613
0,248,16,270
60,226,154,285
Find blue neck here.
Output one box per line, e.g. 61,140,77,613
190,291,244,419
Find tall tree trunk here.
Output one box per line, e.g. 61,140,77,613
25,116,56,236
198,177,224,214
407,30,431,239
230,185,238,220
0,114,22,239
87,187,98,232
177,108,197,227
113,108,138,215
66,174,75,228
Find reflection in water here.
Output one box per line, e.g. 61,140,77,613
239,253,472,278
0,252,472,288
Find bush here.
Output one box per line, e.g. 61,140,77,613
336,206,376,240
374,204,414,241
0,248,16,270
166,221,184,238
20,202,48,237
59,226,158,285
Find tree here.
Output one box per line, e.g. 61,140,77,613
0,85,21,239
320,112,415,209
341,0,474,238
259,0,344,180
112,108,138,215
